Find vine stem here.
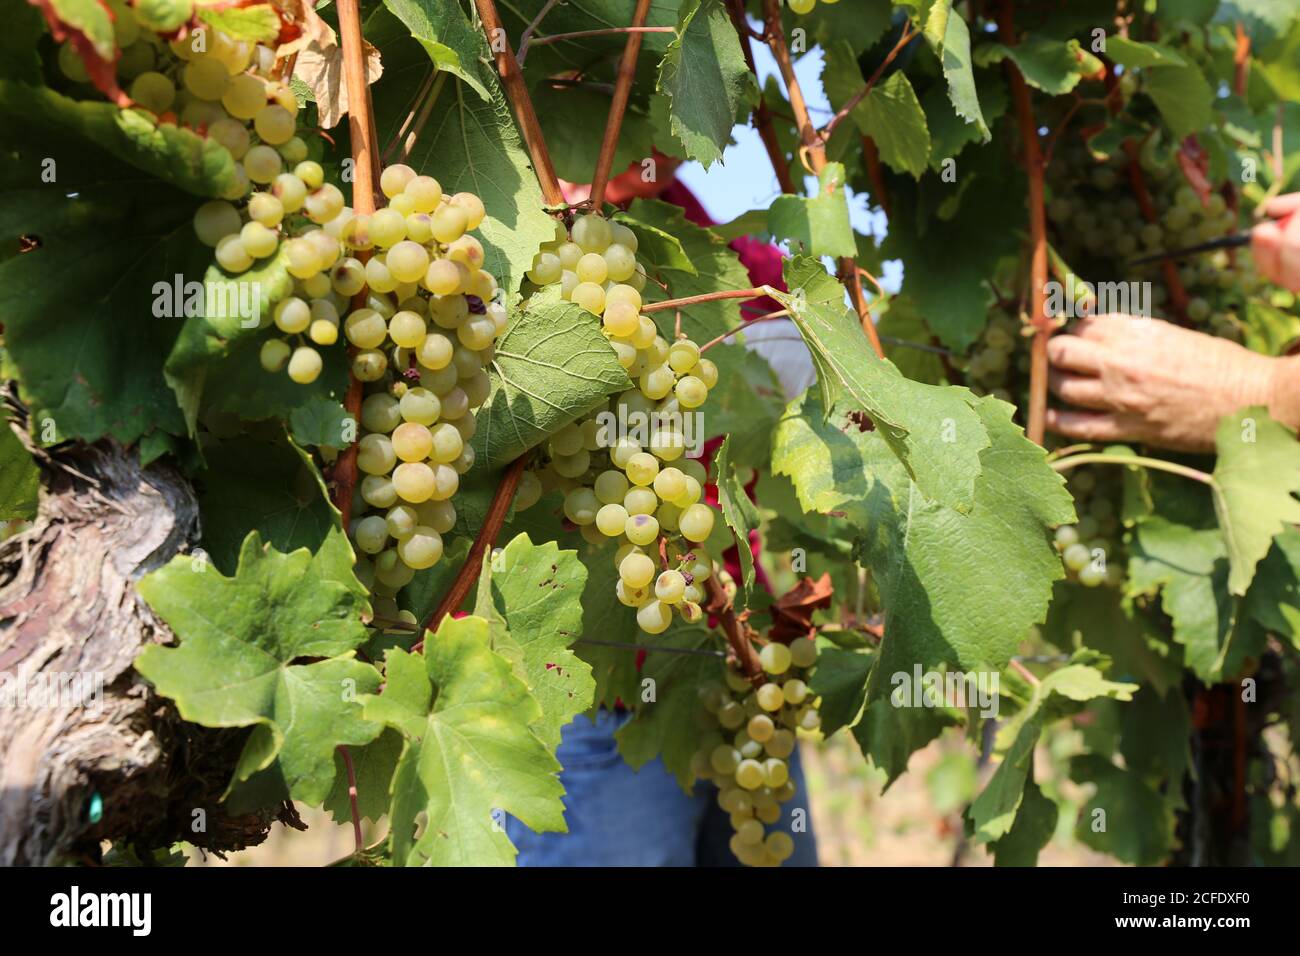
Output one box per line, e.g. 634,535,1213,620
760,0,885,360
724,0,795,194
997,1,1050,446
516,0,562,65
699,310,790,352
817,22,917,144
331,0,381,526
588,0,655,210
707,576,762,681
528,25,673,50
1008,658,1040,687
337,744,364,853
640,286,772,313
1050,452,1213,485
473,0,565,207
420,456,528,640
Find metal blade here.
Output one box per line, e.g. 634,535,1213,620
1126,231,1252,267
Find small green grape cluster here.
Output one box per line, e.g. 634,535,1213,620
691,638,822,867
1053,466,1125,588
347,167,504,606
787,0,841,13
960,309,1031,403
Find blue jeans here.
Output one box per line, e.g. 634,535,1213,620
506,709,819,866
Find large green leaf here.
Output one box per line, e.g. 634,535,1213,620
808,646,872,736
1211,407,1300,595
975,38,1086,95
382,0,493,99
0,84,208,446
990,776,1057,866
135,529,380,803
657,0,756,168
823,45,930,179
773,257,992,512
1243,529,1300,646
474,532,596,749
472,293,632,468
369,7,555,293
1070,754,1176,866
1144,64,1215,139
767,163,857,257
362,616,567,866
852,695,959,788
571,544,643,711
934,3,990,141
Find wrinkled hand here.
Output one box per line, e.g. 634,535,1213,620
1252,194,1300,293
1045,314,1282,452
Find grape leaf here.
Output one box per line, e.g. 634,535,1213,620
773,258,992,512
975,38,1086,95
1243,529,1300,646
198,4,282,44
382,0,493,99
613,209,697,275
1211,407,1300,596
934,2,990,141
290,398,355,448
923,71,1007,167
852,695,959,789
38,0,116,65
0,425,39,521
712,437,759,606
0,84,211,446
535,84,657,185
1144,64,1215,139
773,392,1071,687
362,616,567,867
472,293,632,468
990,775,1057,866
767,162,857,257
571,545,643,711
135,529,381,803
1069,754,1176,866
657,0,757,168
2,3,46,82
474,532,596,749
368,7,555,293
323,729,404,824
615,621,723,791
809,646,872,736
1104,36,1187,68
823,45,930,179
195,434,337,574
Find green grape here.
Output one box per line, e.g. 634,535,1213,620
129,71,175,113
286,346,322,384
215,234,252,273
759,642,792,675
735,759,765,790
756,683,784,712
765,729,795,759
655,569,686,604
710,745,741,776
782,679,808,705
1063,542,1090,572
572,214,613,253
193,200,242,246
625,513,660,546
747,713,774,742
595,503,629,537
679,504,715,543
361,394,403,435
620,552,656,589
259,338,290,372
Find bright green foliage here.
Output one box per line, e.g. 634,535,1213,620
1070,754,1177,865
383,0,494,100
362,617,567,866
975,38,1089,95
135,530,381,802
0,425,39,520
198,4,282,43
823,46,931,178
474,533,595,749
1211,408,1300,595
712,437,759,605
472,293,632,468
658,0,757,168
767,163,857,257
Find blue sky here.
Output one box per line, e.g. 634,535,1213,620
674,40,904,294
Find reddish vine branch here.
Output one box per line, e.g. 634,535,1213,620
818,23,917,144
760,0,885,360
725,0,795,194
997,2,1051,445
588,0,655,209
640,287,769,313
420,456,528,640
331,0,382,527
474,0,565,207
528,25,673,49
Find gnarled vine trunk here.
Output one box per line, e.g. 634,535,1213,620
0,421,283,865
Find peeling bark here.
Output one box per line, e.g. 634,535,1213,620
0,418,281,865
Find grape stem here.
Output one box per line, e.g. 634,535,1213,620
473,0,565,207
587,0,655,210
707,576,763,682
420,456,528,643
1049,452,1213,485
640,287,773,314
997,1,1051,446
515,0,563,66
699,310,791,353
817,22,918,145
724,0,796,195
331,0,382,527
525,25,674,50
759,0,886,360
1008,658,1041,688
336,744,364,853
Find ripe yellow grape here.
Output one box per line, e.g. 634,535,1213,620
286,346,322,384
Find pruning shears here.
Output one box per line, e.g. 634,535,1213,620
1126,208,1295,267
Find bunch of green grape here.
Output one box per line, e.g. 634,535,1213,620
1043,139,1272,341
346,165,504,607
690,638,822,867
1052,466,1125,588
516,212,726,636
960,309,1031,404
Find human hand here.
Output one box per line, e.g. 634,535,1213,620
1045,313,1283,452
1251,194,1300,292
